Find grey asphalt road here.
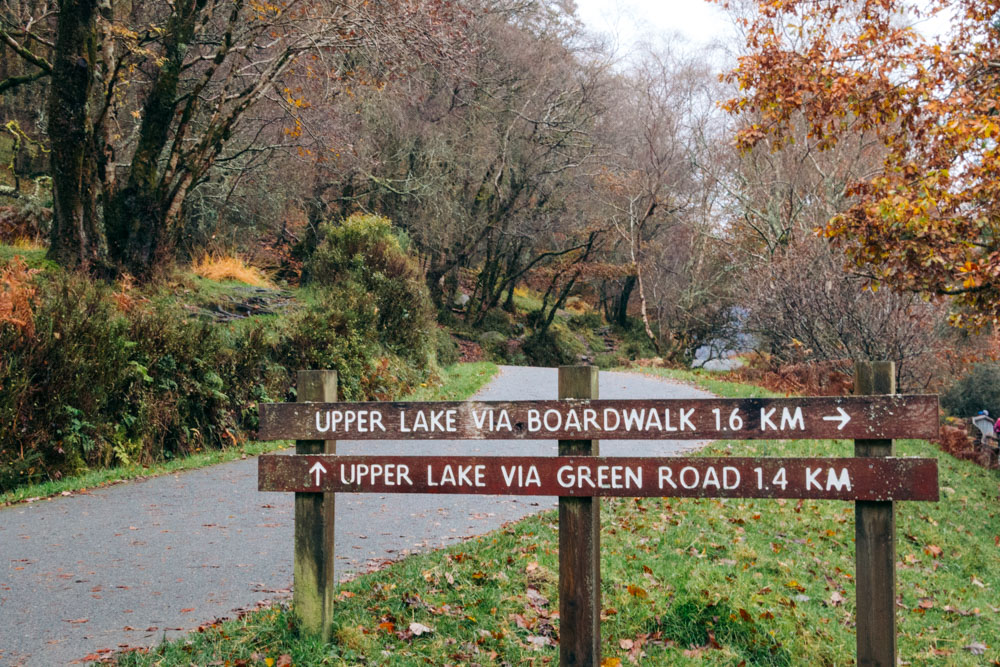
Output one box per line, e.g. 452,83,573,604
0,366,713,666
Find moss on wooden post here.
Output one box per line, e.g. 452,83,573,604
293,370,337,640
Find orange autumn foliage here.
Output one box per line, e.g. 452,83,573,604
720,0,1000,327
0,256,39,339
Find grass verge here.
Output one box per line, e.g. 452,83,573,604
108,367,1000,666
403,362,499,401
0,244,55,270
0,440,288,507
3,362,498,508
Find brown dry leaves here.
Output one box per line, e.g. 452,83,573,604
0,256,39,339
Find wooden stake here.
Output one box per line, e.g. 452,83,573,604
558,365,600,666
854,361,896,666
294,370,337,640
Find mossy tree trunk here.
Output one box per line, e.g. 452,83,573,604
105,0,203,279
46,0,105,272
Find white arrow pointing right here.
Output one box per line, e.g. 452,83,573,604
309,461,328,486
822,407,851,430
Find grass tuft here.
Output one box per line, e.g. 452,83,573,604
192,253,274,287
402,361,499,401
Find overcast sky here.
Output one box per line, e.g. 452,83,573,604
574,0,736,55
573,0,952,58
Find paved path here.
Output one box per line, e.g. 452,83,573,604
0,367,712,665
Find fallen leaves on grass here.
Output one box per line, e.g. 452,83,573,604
626,584,648,599
409,621,433,636
964,641,987,655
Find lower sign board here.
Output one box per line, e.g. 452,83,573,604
258,455,939,501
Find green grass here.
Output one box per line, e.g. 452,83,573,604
511,289,545,315
0,244,55,270
107,368,1000,665
173,273,275,304
625,365,783,399
402,361,499,401
4,363,498,508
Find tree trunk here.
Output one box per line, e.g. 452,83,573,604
46,0,105,272
614,274,637,328
635,261,661,355
105,0,199,279
105,185,170,279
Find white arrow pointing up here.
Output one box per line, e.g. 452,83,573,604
822,407,851,430
309,461,327,486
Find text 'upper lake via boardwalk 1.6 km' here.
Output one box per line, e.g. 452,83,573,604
258,396,939,441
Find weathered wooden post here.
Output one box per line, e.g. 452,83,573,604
294,370,337,640
558,365,600,666
854,361,896,666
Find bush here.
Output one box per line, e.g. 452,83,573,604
568,311,603,331
303,213,435,368
0,272,290,488
479,308,513,335
522,329,576,367
619,320,658,360
0,213,441,491
594,352,627,369
941,363,1000,419
434,329,460,367
741,236,954,391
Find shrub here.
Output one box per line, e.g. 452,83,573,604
941,363,1000,419
741,236,954,391
479,308,513,334
434,329,460,367
0,245,438,491
522,329,575,367
0,213,441,491
272,285,413,401
619,320,658,360
594,352,627,369
304,213,435,368
1,274,139,482
568,311,603,331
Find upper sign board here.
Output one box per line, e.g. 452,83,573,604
258,396,938,442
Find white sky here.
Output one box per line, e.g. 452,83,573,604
574,0,952,58
574,0,736,54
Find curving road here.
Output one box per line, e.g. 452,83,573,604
0,366,713,666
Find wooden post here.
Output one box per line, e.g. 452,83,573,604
558,365,600,666
294,370,337,640
854,361,896,666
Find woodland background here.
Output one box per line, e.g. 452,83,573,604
2,0,1000,490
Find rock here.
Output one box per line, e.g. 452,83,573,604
453,292,470,308
479,331,507,347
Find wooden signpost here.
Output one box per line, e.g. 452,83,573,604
257,363,938,666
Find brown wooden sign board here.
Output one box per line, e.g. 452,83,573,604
263,364,937,666
258,454,939,501
257,395,938,442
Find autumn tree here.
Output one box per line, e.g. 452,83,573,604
1,0,460,278
315,0,610,321
587,43,736,361
719,0,1000,327
742,234,950,391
